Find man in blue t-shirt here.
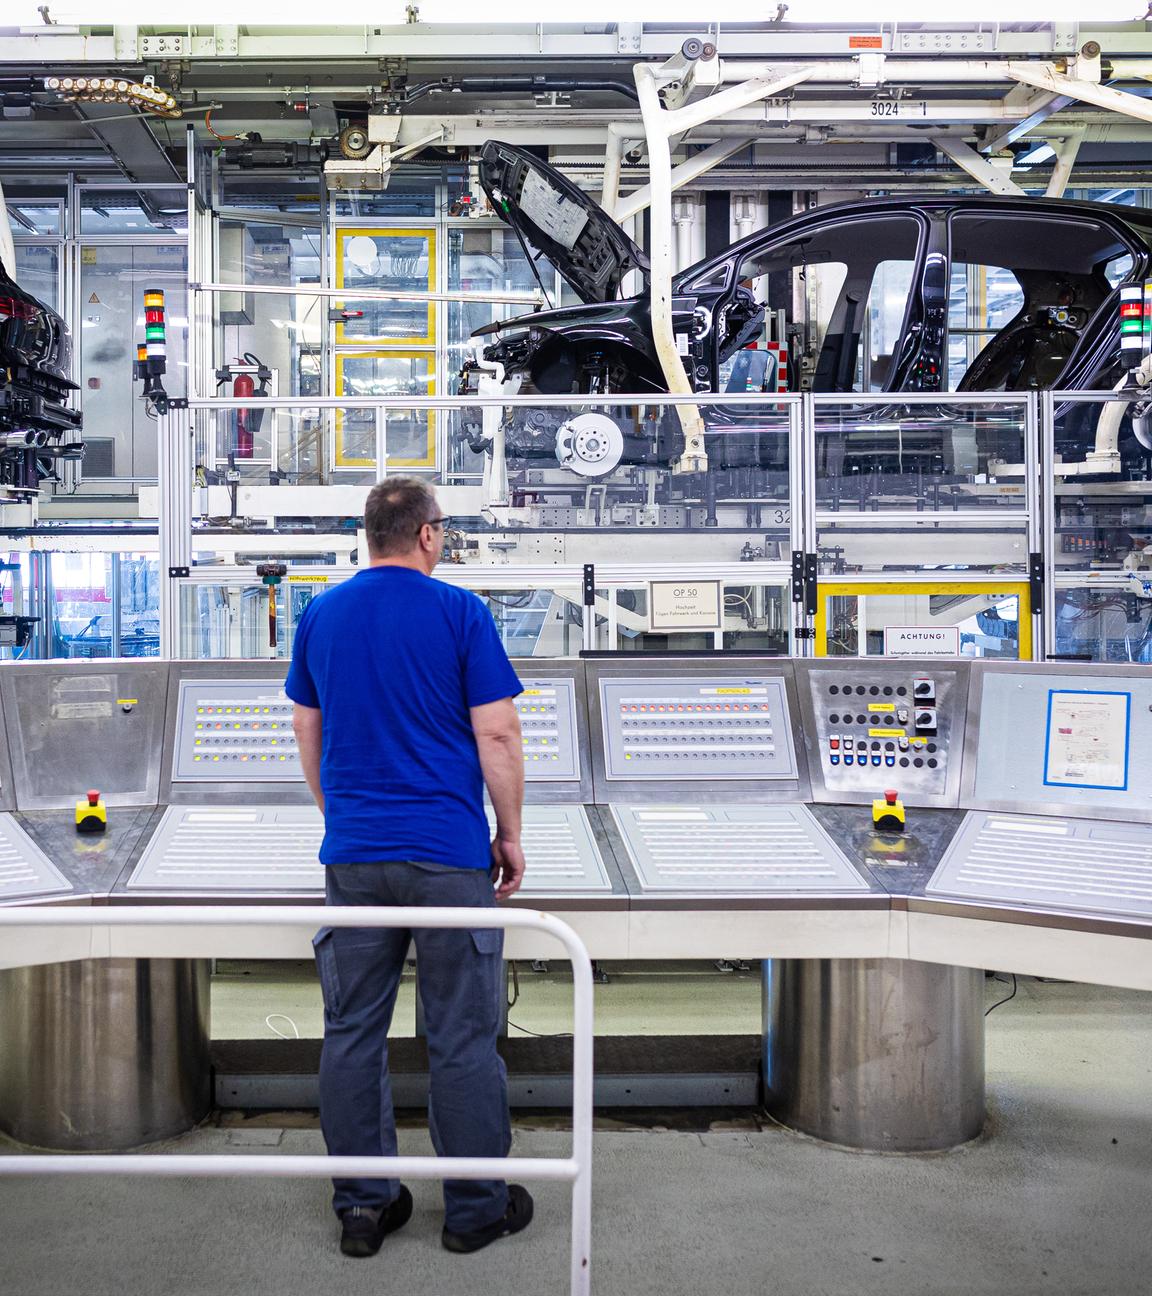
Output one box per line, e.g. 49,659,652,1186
286,477,532,1260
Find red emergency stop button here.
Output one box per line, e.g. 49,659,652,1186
87,789,100,806
885,789,899,805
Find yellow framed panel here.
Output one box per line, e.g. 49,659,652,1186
814,580,1032,660
334,351,435,470
334,226,437,346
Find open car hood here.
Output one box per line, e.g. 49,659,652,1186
478,140,648,304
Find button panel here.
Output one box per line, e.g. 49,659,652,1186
808,669,960,798
600,677,797,781
173,681,300,781
514,678,581,782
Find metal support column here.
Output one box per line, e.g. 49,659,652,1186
0,958,211,1151
1025,391,1044,660
158,406,194,658
1039,389,1058,660
763,957,985,1152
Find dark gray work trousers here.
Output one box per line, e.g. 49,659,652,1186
313,860,511,1232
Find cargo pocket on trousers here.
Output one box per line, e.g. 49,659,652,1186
470,927,504,1021
471,928,503,956
313,928,341,1018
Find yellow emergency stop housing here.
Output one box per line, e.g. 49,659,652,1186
872,790,906,833
76,790,107,834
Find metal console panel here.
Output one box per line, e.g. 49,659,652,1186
128,803,613,898
172,679,301,781
161,662,310,806
963,663,1152,823
509,659,595,805
610,803,868,895
128,805,324,892
927,811,1152,921
162,659,593,805
0,813,72,901
0,660,169,810
587,658,808,805
795,658,969,808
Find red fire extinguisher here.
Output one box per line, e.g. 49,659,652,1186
216,353,271,459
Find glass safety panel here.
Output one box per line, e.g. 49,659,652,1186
815,516,1030,574
1052,581,1152,664
215,219,324,406
13,244,59,311
815,581,1031,659
334,227,436,344
334,353,435,469
1052,398,1152,575
591,583,792,654
7,200,63,236
79,242,188,480
812,400,1027,513
178,583,289,660
79,188,188,234
472,588,584,657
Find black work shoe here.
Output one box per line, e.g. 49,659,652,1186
442,1184,534,1254
339,1185,413,1258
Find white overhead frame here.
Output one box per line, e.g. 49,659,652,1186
930,137,1027,197
626,43,1152,453
634,60,818,474
1,22,1149,63
1044,127,1087,198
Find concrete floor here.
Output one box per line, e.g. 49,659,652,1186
2,976,1151,1296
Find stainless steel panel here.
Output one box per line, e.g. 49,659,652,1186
128,805,324,892
129,802,612,897
510,659,594,806
0,661,169,809
587,658,809,806
162,659,594,806
964,663,1152,822
487,805,611,896
927,810,1152,920
610,803,868,895
795,658,969,808
764,957,985,1151
0,813,72,900
0,957,210,1150
161,661,308,807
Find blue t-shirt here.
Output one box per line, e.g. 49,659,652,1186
284,566,522,869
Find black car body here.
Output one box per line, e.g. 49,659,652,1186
0,251,82,493
465,140,1152,474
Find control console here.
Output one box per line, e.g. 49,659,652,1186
799,662,968,806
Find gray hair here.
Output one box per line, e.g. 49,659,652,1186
363,477,439,557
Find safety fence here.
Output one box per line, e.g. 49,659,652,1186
0,904,594,1296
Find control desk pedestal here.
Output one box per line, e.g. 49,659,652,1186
763,956,985,1152
0,957,211,1151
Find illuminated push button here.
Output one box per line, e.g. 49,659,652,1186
844,754,854,766
885,755,896,767
830,754,840,766
871,755,882,767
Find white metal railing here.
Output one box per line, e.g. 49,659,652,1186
0,904,594,1296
